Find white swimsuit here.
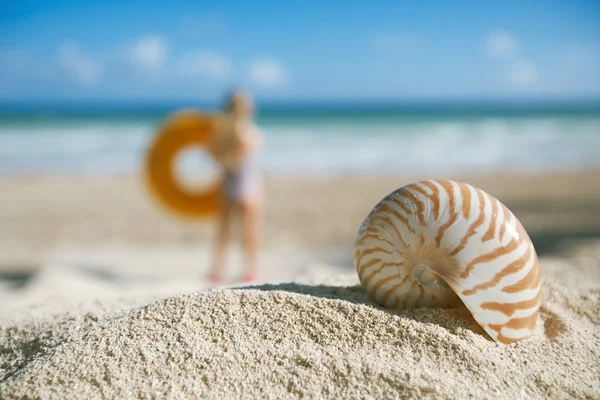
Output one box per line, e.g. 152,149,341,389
223,123,263,202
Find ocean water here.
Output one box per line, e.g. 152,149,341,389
1,104,599,176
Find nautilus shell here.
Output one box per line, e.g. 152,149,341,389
354,180,541,344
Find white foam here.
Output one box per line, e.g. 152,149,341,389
1,116,599,175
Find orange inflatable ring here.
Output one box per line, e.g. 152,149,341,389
145,110,222,219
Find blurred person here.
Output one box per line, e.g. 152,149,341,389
207,91,263,284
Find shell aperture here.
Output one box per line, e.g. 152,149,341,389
354,180,541,344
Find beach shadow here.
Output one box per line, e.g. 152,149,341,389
527,229,600,256
504,198,600,255
505,198,600,214
62,263,164,284
0,268,36,289
238,282,484,337
70,264,123,282
0,262,158,292
242,282,370,305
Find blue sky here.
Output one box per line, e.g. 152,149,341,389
1,0,599,102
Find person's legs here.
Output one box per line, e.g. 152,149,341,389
210,201,233,283
241,200,261,281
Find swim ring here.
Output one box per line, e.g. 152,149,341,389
145,110,222,218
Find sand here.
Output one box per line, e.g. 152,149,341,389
1,271,599,399
1,172,600,398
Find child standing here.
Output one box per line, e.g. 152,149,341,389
208,91,263,283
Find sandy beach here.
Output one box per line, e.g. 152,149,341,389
1,171,600,398
3,1,600,397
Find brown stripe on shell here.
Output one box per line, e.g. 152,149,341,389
355,246,394,267
461,220,529,280
356,257,381,275
400,189,427,226
380,273,412,305
482,197,499,242
370,274,402,295
496,333,529,344
460,237,521,280
414,284,426,308
421,181,441,220
501,256,541,293
497,205,507,243
449,188,487,256
480,290,542,316
434,181,458,247
379,203,416,235
498,203,515,243
353,248,360,262
411,184,442,222
392,198,413,216
461,244,533,296
489,309,539,344
363,262,403,287
361,229,395,248
411,185,429,197
489,313,537,333
376,214,410,250
460,183,472,220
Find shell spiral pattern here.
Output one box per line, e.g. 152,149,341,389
354,180,541,344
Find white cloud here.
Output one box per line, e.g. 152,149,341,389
485,32,518,59
509,61,537,86
176,51,232,79
249,59,288,88
57,44,102,86
129,36,168,72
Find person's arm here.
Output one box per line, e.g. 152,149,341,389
235,124,262,155
206,132,224,160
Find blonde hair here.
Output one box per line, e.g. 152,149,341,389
225,91,254,118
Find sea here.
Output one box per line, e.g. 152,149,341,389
1,102,599,176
